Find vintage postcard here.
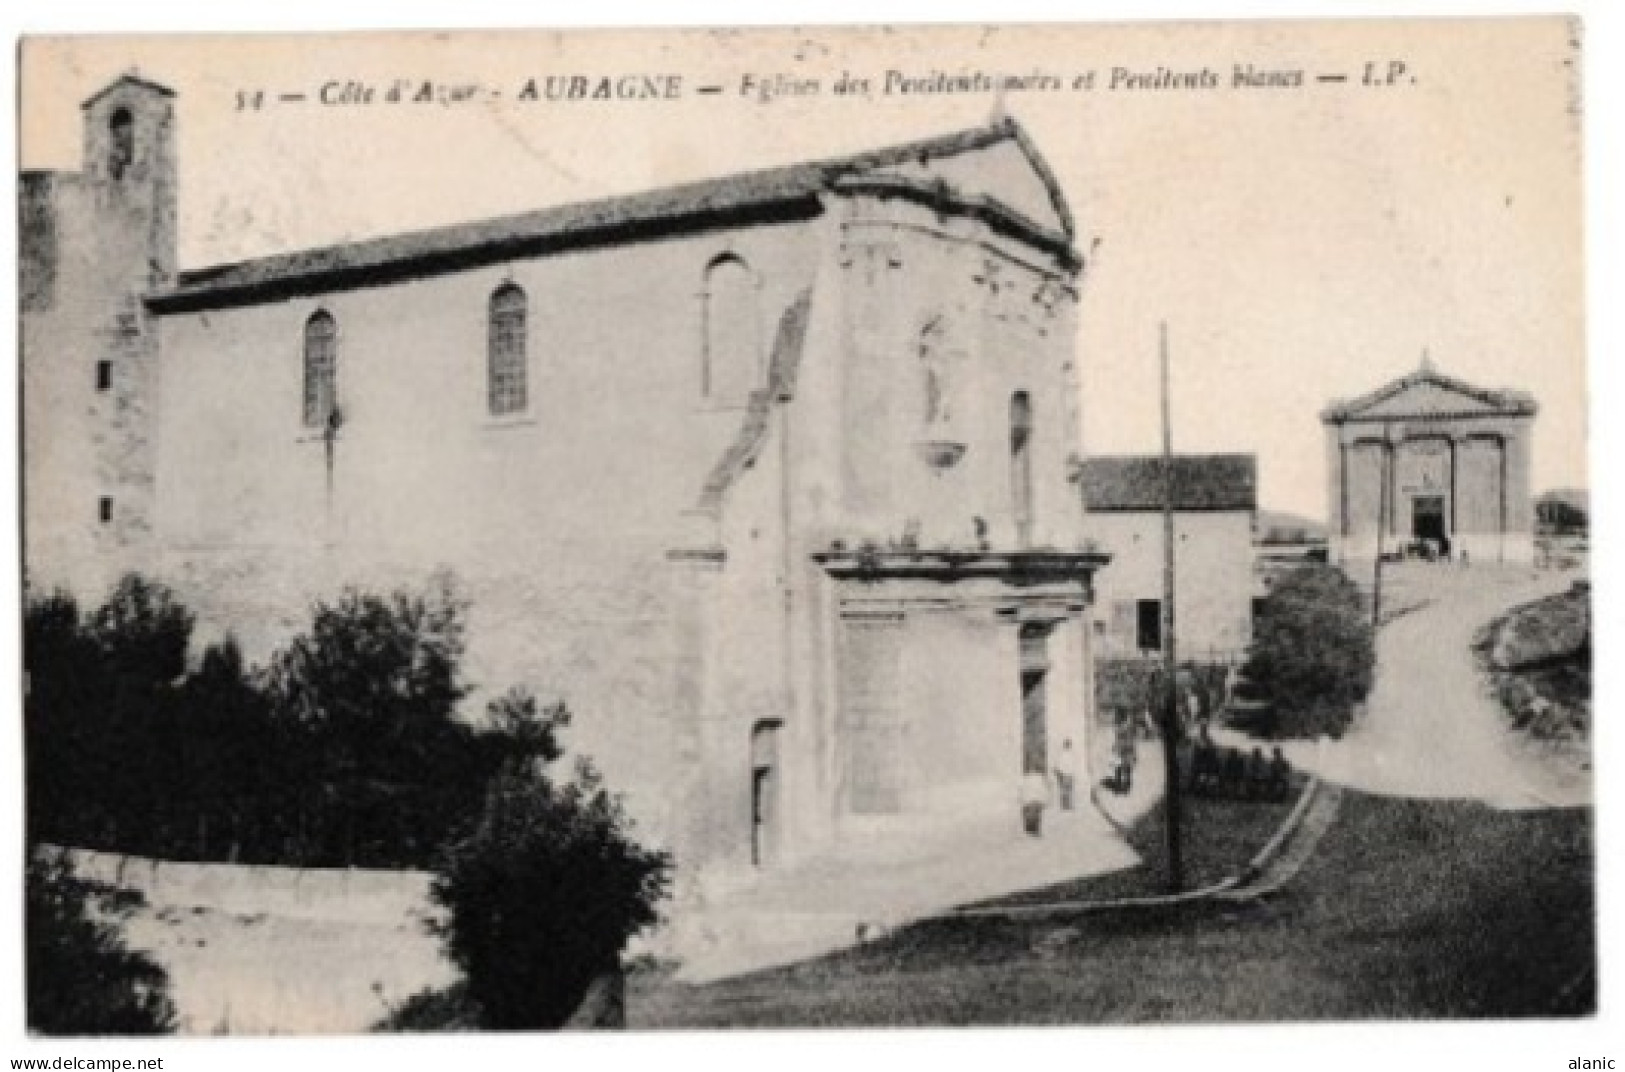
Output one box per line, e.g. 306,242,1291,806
14,18,1592,1038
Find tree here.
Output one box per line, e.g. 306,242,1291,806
1535,493,1588,536
265,575,470,757
24,577,196,854
1242,563,1375,739
25,569,561,868
90,574,195,688
428,715,671,1030
262,576,482,865
26,851,175,1035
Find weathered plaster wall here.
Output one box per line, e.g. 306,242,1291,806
1086,510,1255,661
22,80,176,596
831,193,1080,554
152,218,820,849
125,130,1092,895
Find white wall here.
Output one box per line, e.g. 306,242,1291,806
1086,509,1254,661
151,217,821,850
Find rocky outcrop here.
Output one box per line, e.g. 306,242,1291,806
1485,580,1590,671
1474,579,1591,751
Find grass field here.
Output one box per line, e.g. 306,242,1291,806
629,791,1592,1027
971,780,1300,907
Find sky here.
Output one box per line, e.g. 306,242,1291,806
18,19,1587,520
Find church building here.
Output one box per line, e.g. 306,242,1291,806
1322,361,1537,565
22,75,1108,922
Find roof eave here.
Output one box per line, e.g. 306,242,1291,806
147,194,825,314
81,74,176,109
1000,116,1077,240
829,173,1080,270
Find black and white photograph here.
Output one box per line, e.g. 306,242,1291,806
7,11,1606,1055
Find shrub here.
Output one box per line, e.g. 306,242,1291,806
429,734,671,1030
26,850,175,1035
374,984,481,1032
1242,563,1375,739
1095,657,1233,736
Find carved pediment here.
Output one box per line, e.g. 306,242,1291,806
870,136,1072,241
1323,368,1537,422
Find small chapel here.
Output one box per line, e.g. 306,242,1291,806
1321,359,1538,565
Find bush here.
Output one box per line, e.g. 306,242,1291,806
1095,657,1233,737
374,983,481,1032
24,572,556,868
26,850,174,1035
1242,563,1375,739
429,728,671,1030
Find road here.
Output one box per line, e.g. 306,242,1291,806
1274,561,1589,809
632,561,1595,1025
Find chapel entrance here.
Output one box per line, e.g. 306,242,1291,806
1412,494,1448,554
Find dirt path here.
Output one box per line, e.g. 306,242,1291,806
1270,563,1588,808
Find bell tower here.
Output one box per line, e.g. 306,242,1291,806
80,72,177,287
21,72,180,595
75,74,177,579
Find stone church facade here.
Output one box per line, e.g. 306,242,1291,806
1322,362,1537,565
22,76,1107,913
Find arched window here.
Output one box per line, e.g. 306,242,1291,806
302,311,338,429
109,108,134,180
488,284,528,416
1010,391,1034,548
702,255,758,404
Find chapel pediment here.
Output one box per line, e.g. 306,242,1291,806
868,134,1073,241
1322,367,1537,423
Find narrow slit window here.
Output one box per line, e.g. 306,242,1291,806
96,361,113,392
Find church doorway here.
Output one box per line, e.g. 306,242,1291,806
1412,494,1449,555
750,720,783,868
1019,625,1050,775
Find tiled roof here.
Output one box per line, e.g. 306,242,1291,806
149,116,1075,312
1080,453,1258,512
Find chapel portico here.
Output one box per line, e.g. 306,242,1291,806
1322,360,1537,565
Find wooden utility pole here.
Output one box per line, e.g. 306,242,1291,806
1372,419,1389,629
1159,321,1185,893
